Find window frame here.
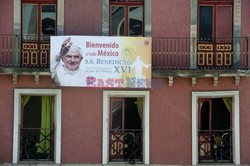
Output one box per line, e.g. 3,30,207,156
109,0,144,36
192,91,240,165
102,90,150,164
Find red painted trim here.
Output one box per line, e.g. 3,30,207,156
22,0,56,3
110,2,144,6
110,97,125,129
198,0,233,5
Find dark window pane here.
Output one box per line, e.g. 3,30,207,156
112,101,123,130
200,101,210,130
129,6,143,36
41,5,56,41
111,6,125,36
212,98,230,130
199,6,213,41
23,96,42,128
124,98,141,129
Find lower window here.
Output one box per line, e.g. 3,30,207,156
198,98,233,163
102,91,150,164
109,97,143,163
20,96,54,161
13,89,61,164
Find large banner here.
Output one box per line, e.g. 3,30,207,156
50,36,151,88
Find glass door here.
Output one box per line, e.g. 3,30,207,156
197,1,233,68
21,0,56,68
109,97,143,163
198,98,233,163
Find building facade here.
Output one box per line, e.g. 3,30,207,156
0,0,250,165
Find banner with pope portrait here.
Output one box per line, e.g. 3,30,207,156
50,36,151,88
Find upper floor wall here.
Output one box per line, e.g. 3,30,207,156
64,0,102,35
0,0,249,37
152,0,190,37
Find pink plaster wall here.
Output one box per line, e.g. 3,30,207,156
237,77,250,164
150,78,192,164
0,75,14,162
151,0,190,37
0,0,13,34
61,88,102,163
64,0,102,35
241,0,250,37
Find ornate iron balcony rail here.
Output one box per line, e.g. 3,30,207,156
0,34,249,70
20,128,54,161
198,130,233,163
152,37,249,70
109,129,143,163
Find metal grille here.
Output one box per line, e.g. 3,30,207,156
20,128,54,161
198,130,233,163
109,129,142,163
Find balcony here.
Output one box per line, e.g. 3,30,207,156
0,34,249,79
152,37,250,78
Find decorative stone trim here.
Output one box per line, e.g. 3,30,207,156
168,76,174,86
235,75,240,85
12,72,17,84
213,76,218,86
192,77,197,86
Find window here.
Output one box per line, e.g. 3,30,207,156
192,91,240,165
198,1,233,41
109,97,142,162
20,96,54,161
102,91,150,164
13,89,62,164
197,0,233,67
21,0,57,67
110,0,144,36
198,98,232,162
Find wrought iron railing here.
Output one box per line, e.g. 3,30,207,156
152,37,249,69
0,34,249,69
0,34,51,68
152,37,191,69
109,129,143,163
20,128,54,161
198,130,232,163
